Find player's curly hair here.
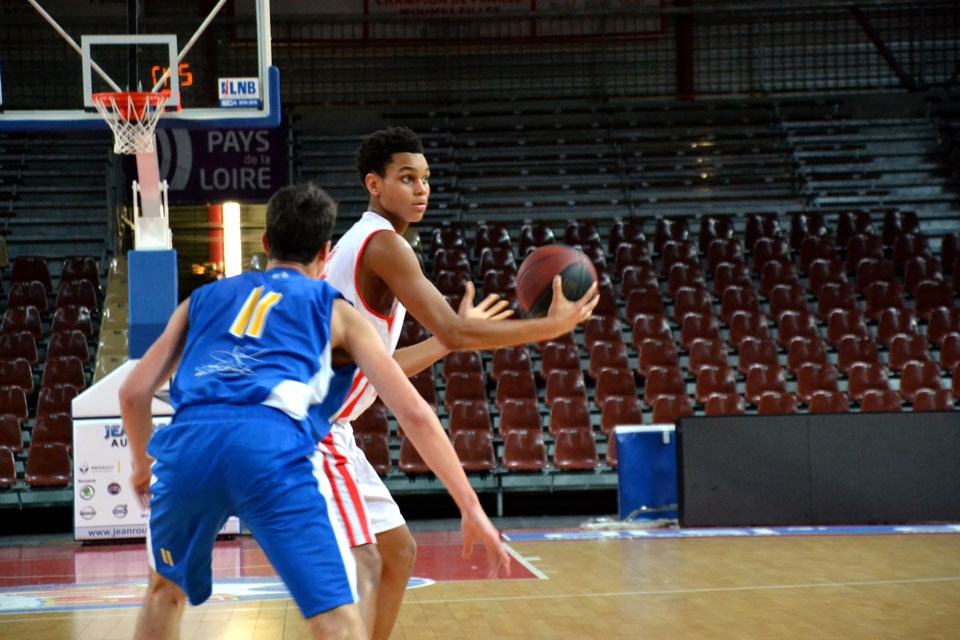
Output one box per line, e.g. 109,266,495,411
355,126,424,183
265,182,337,264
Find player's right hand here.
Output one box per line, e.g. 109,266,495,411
547,276,599,331
130,463,152,511
460,504,511,579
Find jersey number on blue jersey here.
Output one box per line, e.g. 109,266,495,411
229,287,283,339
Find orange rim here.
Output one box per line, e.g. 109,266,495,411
91,91,167,121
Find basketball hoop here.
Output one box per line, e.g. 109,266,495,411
92,91,169,155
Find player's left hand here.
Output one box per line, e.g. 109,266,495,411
458,281,514,321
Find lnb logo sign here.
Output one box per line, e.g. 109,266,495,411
219,77,260,109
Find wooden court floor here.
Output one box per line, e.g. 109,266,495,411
1,522,959,639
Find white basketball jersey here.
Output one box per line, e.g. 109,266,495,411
322,211,407,422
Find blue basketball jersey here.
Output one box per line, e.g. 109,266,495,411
170,268,356,444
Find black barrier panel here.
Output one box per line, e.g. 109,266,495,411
677,412,960,528
810,414,960,524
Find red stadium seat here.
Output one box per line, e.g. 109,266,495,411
712,261,752,296
11,257,52,293
911,388,954,412
593,367,637,410
452,430,497,472
502,429,548,471
497,398,541,436
807,258,848,296
687,337,730,377
808,390,850,414
836,334,880,375
0,448,15,489
443,372,486,413
601,395,644,436
796,362,840,405
847,362,891,404
736,336,780,375
719,285,760,324
355,432,393,475
24,443,72,486
768,283,808,324
826,308,870,347
51,305,94,339
729,311,772,350
860,389,903,413
672,285,714,322
447,399,493,437
548,396,591,437
898,360,944,404
494,370,539,412
0,414,23,453
442,351,484,382
695,366,737,405
679,313,721,351
1,306,43,340
744,364,787,405
588,341,630,380
704,392,746,416
544,369,588,409
540,341,581,379
490,346,533,381
631,313,673,348
553,427,600,471
30,412,73,447
636,337,680,378
651,394,694,425
643,366,686,408
757,391,799,415
775,310,819,349
351,401,389,436
786,335,829,374
0,358,34,397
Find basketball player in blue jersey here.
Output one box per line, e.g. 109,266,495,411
120,182,510,640
318,127,600,640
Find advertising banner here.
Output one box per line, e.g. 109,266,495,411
155,126,288,205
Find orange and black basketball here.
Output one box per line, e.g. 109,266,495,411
515,244,598,318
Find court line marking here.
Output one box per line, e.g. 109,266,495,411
407,575,960,604
503,542,548,580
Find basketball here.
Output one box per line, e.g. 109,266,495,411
515,244,598,317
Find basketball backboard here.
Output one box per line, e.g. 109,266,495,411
0,0,278,132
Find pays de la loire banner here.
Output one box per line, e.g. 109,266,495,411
154,126,288,205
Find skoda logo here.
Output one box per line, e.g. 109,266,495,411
79,485,95,501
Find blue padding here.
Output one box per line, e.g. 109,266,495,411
615,426,678,521
128,249,179,358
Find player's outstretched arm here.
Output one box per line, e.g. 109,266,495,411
331,299,510,578
392,280,513,377
119,300,191,510
363,232,597,352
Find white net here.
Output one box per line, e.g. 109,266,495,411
92,92,169,155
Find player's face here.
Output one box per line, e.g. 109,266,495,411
376,152,430,225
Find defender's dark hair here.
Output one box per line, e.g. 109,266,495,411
355,126,425,183
264,182,337,264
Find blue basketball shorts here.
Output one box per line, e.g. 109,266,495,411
146,405,358,618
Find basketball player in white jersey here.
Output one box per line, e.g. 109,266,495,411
317,127,599,639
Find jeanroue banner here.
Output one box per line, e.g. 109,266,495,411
155,126,288,205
